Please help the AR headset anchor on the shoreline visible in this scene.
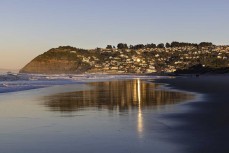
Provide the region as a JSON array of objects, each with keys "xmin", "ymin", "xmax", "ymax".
[
  {"xmin": 0, "ymin": 78, "xmax": 194, "ymax": 153},
  {"xmin": 0, "ymin": 75, "xmax": 227, "ymax": 152},
  {"xmin": 0, "ymin": 74, "xmax": 166, "ymax": 94},
  {"xmin": 155, "ymin": 76, "xmax": 229, "ymax": 153}
]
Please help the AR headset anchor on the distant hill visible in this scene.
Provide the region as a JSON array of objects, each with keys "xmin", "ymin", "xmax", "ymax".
[
  {"xmin": 20, "ymin": 46, "xmax": 93, "ymax": 74},
  {"xmin": 20, "ymin": 43, "xmax": 229, "ymax": 74}
]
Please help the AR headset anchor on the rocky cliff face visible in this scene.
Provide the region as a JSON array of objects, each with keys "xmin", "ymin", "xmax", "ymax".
[
  {"xmin": 20, "ymin": 60, "xmax": 85, "ymax": 74},
  {"xmin": 20, "ymin": 47, "xmax": 91, "ymax": 74}
]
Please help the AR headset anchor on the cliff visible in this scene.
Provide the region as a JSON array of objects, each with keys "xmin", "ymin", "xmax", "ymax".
[{"xmin": 20, "ymin": 47, "xmax": 92, "ymax": 74}]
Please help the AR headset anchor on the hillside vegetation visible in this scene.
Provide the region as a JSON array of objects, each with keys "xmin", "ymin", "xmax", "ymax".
[{"xmin": 20, "ymin": 42, "xmax": 229, "ymax": 74}]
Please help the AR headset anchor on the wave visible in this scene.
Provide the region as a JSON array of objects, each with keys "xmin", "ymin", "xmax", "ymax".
[{"xmin": 0, "ymin": 73, "xmax": 164, "ymax": 93}]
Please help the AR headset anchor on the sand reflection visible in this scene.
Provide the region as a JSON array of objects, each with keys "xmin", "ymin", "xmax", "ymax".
[
  {"xmin": 137, "ymin": 79, "xmax": 143, "ymax": 137},
  {"xmin": 42, "ymin": 79, "xmax": 193, "ymax": 112},
  {"xmin": 42, "ymin": 79, "xmax": 194, "ymax": 138}
]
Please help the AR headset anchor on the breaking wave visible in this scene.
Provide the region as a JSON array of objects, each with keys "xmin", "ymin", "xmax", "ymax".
[{"xmin": 0, "ymin": 72, "xmax": 164, "ymax": 93}]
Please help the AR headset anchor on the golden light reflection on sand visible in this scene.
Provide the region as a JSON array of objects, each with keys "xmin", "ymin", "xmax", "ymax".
[
  {"xmin": 137, "ymin": 79, "xmax": 144, "ymax": 137},
  {"xmin": 42, "ymin": 79, "xmax": 194, "ymax": 137}
]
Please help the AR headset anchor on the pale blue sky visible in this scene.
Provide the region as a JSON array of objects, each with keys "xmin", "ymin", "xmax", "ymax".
[{"xmin": 0, "ymin": 0, "xmax": 229, "ymax": 69}]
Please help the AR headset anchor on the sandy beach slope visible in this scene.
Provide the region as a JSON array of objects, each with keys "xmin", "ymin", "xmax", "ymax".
[{"xmin": 155, "ymin": 76, "xmax": 229, "ymax": 153}]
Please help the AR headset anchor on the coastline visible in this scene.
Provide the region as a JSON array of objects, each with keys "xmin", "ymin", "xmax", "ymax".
[
  {"xmin": 155, "ymin": 76, "xmax": 229, "ymax": 153},
  {"xmin": 0, "ymin": 74, "xmax": 166, "ymax": 94},
  {"xmin": 0, "ymin": 75, "xmax": 227, "ymax": 152},
  {"xmin": 0, "ymin": 76, "xmax": 197, "ymax": 153}
]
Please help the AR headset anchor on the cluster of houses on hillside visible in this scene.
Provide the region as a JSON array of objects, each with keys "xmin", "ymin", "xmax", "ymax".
[{"xmin": 71, "ymin": 45, "xmax": 229, "ymax": 73}]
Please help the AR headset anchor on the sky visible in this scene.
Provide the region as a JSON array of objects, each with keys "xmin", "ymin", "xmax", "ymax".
[{"xmin": 0, "ymin": 0, "xmax": 229, "ymax": 69}]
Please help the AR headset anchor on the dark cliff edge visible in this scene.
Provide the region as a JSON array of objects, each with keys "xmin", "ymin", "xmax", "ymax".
[{"xmin": 19, "ymin": 47, "xmax": 92, "ymax": 74}]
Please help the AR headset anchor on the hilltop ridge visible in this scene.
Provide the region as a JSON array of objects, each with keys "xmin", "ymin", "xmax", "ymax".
[{"xmin": 20, "ymin": 42, "xmax": 229, "ymax": 74}]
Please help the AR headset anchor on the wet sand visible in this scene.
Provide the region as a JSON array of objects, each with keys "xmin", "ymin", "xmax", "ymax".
[
  {"xmin": 155, "ymin": 76, "xmax": 229, "ymax": 153},
  {"xmin": 0, "ymin": 78, "xmax": 196, "ymax": 153}
]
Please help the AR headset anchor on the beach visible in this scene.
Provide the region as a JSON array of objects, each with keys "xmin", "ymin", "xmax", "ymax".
[
  {"xmin": 0, "ymin": 76, "xmax": 228, "ymax": 153},
  {"xmin": 155, "ymin": 75, "xmax": 229, "ymax": 153}
]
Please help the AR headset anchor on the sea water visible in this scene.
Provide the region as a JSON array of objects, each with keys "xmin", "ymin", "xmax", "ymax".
[{"xmin": 0, "ymin": 73, "xmax": 164, "ymax": 93}]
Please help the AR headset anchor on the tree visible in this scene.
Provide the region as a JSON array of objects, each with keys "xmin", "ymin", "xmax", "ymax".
[
  {"xmin": 145, "ymin": 43, "xmax": 157, "ymax": 48},
  {"xmin": 199, "ymin": 42, "xmax": 213, "ymax": 47},
  {"xmin": 117, "ymin": 43, "xmax": 128, "ymax": 49},
  {"xmin": 166, "ymin": 43, "xmax": 171, "ymax": 48},
  {"xmin": 170, "ymin": 41, "xmax": 199, "ymax": 48},
  {"xmin": 106, "ymin": 45, "xmax": 113, "ymax": 49},
  {"xmin": 157, "ymin": 43, "xmax": 165, "ymax": 48},
  {"xmin": 133, "ymin": 44, "xmax": 145, "ymax": 50},
  {"xmin": 150, "ymin": 43, "xmax": 157, "ymax": 48},
  {"xmin": 171, "ymin": 41, "xmax": 180, "ymax": 47}
]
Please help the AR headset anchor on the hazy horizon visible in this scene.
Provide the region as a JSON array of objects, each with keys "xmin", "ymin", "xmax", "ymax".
[{"xmin": 1, "ymin": 0, "xmax": 229, "ymax": 69}]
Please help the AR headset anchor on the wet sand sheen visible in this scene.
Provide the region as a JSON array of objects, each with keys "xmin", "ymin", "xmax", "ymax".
[
  {"xmin": 155, "ymin": 76, "xmax": 229, "ymax": 153},
  {"xmin": 42, "ymin": 79, "xmax": 194, "ymax": 112},
  {"xmin": 0, "ymin": 79, "xmax": 195, "ymax": 153}
]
